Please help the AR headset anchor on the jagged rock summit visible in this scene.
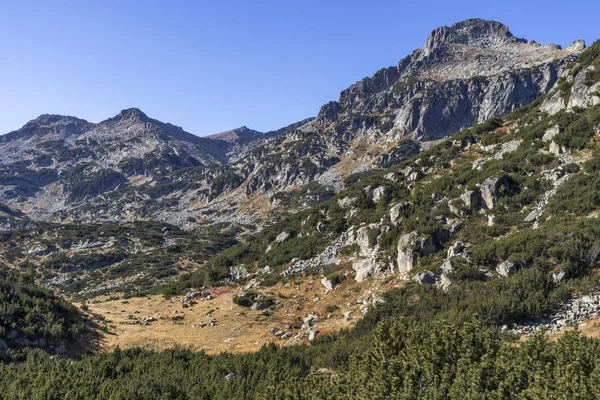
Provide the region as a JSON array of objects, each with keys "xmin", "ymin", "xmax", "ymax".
[{"xmin": 318, "ymin": 18, "xmax": 585, "ymax": 140}]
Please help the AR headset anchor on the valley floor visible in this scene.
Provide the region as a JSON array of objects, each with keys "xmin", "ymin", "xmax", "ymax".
[{"xmin": 87, "ymin": 273, "xmax": 398, "ymax": 354}]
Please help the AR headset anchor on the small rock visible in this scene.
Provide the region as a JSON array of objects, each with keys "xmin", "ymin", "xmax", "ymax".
[
  {"xmin": 275, "ymin": 232, "xmax": 291, "ymax": 243},
  {"xmin": 321, "ymin": 277, "xmax": 333, "ymax": 291}
]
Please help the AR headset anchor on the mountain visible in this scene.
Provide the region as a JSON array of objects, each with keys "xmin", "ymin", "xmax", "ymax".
[
  {"xmin": 207, "ymin": 126, "xmax": 265, "ymax": 142},
  {"xmin": 0, "ymin": 19, "xmax": 594, "ymax": 299},
  {"xmin": 2, "ymin": 29, "xmax": 600, "ymax": 400}
]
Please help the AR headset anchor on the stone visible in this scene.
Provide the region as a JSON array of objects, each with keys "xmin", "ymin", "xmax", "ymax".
[
  {"xmin": 552, "ymin": 270, "xmax": 568, "ymax": 284},
  {"xmin": 487, "ymin": 215, "xmax": 495, "ymax": 227},
  {"xmin": 496, "ymin": 260, "xmax": 516, "ymax": 277},
  {"xmin": 343, "ymin": 311, "xmax": 353, "ymax": 321},
  {"xmin": 250, "ymin": 299, "xmax": 274, "ymax": 310},
  {"xmin": 397, "ymin": 232, "xmax": 435, "ymax": 273},
  {"xmin": 549, "ymin": 141, "xmax": 562, "ymax": 155},
  {"xmin": 389, "ymin": 203, "xmax": 406, "ymax": 226},
  {"xmin": 437, "ymin": 274, "xmax": 452, "ymax": 291},
  {"xmin": 479, "ymin": 177, "xmax": 508, "ymax": 209},
  {"xmin": 308, "ymin": 330, "xmax": 320, "ymax": 342},
  {"xmin": 461, "ymin": 190, "xmax": 479, "ymax": 209},
  {"xmin": 447, "ymin": 242, "xmax": 464, "ymax": 258},
  {"xmin": 414, "ymin": 271, "xmax": 438, "ymax": 285},
  {"xmin": 384, "ymin": 172, "xmax": 399, "ymax": 181},
  {"xmin": 316, "ymin": 221, "xmax": 326, "ymax": 233},
  {"xmin": 524, "ymin": 210, "xmax": 538, "ymax": 223},
  {"xmin": 542, "ymin": 125, "xmax": 562, "ymax": 142},
  {"xmin": 302, "ymin": 314, "xmax": 319, "ymax": 329},
  {"xmin": 440, "ymin": 259, "xmax": 454, "ymax": 275},
  {"xmin": 408, "ymin": 171, "xmax": 422, "ymax": 182},
  {"xmin": 38, "ymin": 338, "xmax": 47, "ymax": 348},
  {"xmin": 0, "ymin": 339, "xmax": 7, "ymax": 351},
  {"xmin": 183, "ymin": 291, "xmax": 203, "ymax": 303},
  {"xmin": 372, "ymin": 186, "xmax": 389, "ymax": 203},
  {"xmin": 275, "ymin": 232, "xmax": 291, "ymax": 243},
  {"xmin": 321, "ymin": 277, "xmax": 333, "ymax": 291}
]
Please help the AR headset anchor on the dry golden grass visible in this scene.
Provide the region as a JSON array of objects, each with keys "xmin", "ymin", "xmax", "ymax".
[{"xmin": 87, "ymin": 273, "xmax": 401, "ymax": 355}]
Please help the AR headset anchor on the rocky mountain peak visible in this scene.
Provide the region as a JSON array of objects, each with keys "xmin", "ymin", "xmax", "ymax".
[
  {"xmin": 423, "ymin": 19, "xmax": 524, "ymax": 56},
  {"xmin": 207, "ymin": 126, "xmax": 264, "ymax": 142},
  {"xmin": 0, "ymin": 114, "xmax": 93, "ymax": 144},
  {"xmin": 106, "ymin": 108, "xmax": 150, "ymax": 125}
]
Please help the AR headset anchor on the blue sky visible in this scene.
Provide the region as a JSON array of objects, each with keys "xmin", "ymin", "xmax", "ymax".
[{"xmin": 0, "ymin": 0, "xmax": 598, "ymax": 136}]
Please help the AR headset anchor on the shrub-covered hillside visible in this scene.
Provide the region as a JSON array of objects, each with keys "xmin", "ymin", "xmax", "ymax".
[{"xmin": 0, "ymin": 266, "xmax": 83, "ymax": 353}]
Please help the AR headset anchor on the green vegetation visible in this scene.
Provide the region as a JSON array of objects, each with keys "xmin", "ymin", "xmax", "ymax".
[{"xmin": 0, "ymin": 266, "xmax": 83, "ymax": 342}]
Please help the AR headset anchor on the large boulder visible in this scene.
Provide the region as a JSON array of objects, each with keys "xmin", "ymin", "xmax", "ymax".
[
  {"xmin": 479, "ymin": 177, "xmax": 508, "ymax": 209},
  {"xmin": 414, "ymin": 271, "xmax": 438, "ymax": 285},
  {"xmin": 372, "ymin": 186, "xmax": 389, "ymax": 203},
  {"xmin": 496, "ymin": 260, "xmax": 516, "ymax": 277},
  {"xmin": 397, "ymin": 232, "xmax": 435, "ymax": 273},
  {"xmin": 389, "ymin": 203, "xmax": 406, "ymax": 226},
  {"xmin": 250, "ymin": 299, "xmax": 274, "ymax": 310},
  {"xmin": 354, "ymin": 257, "xmax": 386, "ymax": 282},
  {"xmin": 460, "ymin": 190, "xmax": 480, "ymax": 209},
  {"xmin": 275, "ymin": 232, "xmax": 291, "ymax": 243}
]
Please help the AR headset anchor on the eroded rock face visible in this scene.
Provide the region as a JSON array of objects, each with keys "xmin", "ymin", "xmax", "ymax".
[{"xmin": 322, "ymin": 19, "xmax": 582, "ymax": 142}]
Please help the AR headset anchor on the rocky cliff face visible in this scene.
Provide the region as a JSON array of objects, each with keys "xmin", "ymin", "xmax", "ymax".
[{"xmin": 317, "ymin": 18, "xmax": 584, "ymax": 140}]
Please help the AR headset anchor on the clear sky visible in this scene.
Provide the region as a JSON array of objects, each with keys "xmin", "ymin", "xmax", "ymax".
[{"xmin": 0, "ymin": 0, "xmax": 598, "ymax": 136}]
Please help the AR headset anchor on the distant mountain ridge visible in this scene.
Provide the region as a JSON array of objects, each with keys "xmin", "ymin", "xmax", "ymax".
[{"xmin": 0, "ymin": 19, "xmax": 589, "ymax": 233}]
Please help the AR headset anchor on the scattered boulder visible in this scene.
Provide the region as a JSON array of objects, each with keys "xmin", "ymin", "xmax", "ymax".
[
  {"xmin": 372, "ymin": 186, "xmax": 389, "ymax": 203},
  {"xmin": 183, "ymin": 291, "xmax": 203, "ymax": 303},
  {"xmin": 308, "ymin": 330, "xmax": 320, "ymax": 342},
  {"xmin": 302, "ymin": 314, "xmax": 319, "ymax": 329},
  {"xmin": 439, "ymin": 259, "xmax": 454, "ymax": 275},
  {"xmin": 275, "ymin": 232, "xmax": 291, "ymax": 243},
  {"xmin": 0, "ymin": 339, "xmax": 7, "ymax": 351},
  {"xmin": 496, "ymin": 260, "xmax": 516, "ymax": 277},
  {"xmin": 321, "ymin": 277, "xmax": 333, "ymax": 291},
  {"xmin": 414, "ymin": 271, "xmax": 438, "ymax": 285},
  {"xmin": 460, "ymin": 190, "xmax": 480, "ymax": 209},
  {"xmin": 408, "ymin": 171, "xmax": 422, "ymax": 182},
  {"xmin": 524, "ymin": 210, "xmax": 538, "ymax": 223},
  {"xmin": 552, "ymin": 270, "xmax": 568, "ymax": 284},
  {"xmin": 397, "ymin": 232, "xmax": 435, "ymax": 273},
  {"xmin": 389, "ymin": 203, "xmax": 406, "ymax": 226},
  {"xmin": 549, "ymin": 141, "xmax": 562, "ymax": 155},
  {"xmin": 316, "ymin": 221, "xmax": 326, "ymax": 233},
  {"xmin": 447, "ymin": 242, "xmax": 465, "ymax": 258},
  {"xmin": 437, "ymin": 274, "xmax": 452, "ymax": 291},
  {"xmin": 479, "ymin": 177, "xmax": 508, "ymax": 209},
  {"xmin": 542, "ymin": 125, "xmax": 562, "ymax": 142},
  {"xmin": 250, "ymin": 299, "xmax": 274, "ymax": 310}
]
